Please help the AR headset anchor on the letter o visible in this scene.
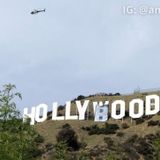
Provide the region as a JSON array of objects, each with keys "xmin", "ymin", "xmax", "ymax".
[
  {"xmin": 129, "ymin": 99, "xmax": 144, "ymax": 118},
  {"xmin": 35, "ymin": 104, "xmax": 48, "ymax": 123},
  {"xmin": 111, "ymin": 100, "xmax": 125, "ymax": 119}
]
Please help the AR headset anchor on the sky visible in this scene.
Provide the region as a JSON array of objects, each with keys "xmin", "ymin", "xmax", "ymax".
[{"xmin": 0, "ymin": 0, "xmax": 160, "ymax": 111}]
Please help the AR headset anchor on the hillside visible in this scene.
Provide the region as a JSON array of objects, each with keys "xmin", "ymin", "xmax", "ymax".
[{"xmin": 35, "ymin": 91, "xmax": 160, "ymax": 160}]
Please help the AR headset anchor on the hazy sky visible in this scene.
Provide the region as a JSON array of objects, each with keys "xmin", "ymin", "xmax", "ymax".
[{"xmin": 0, "ymin": 0, "xmax": 160, "ymax": 111}]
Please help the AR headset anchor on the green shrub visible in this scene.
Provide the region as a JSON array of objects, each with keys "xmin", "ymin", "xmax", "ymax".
[
  {"xmin": 104, "ymin": 123, "xmax": 119, "ymax": 134},
  {"xmin": 62, "ymin": 123, "xmax": 71, "ymax": 129},
  {"xmin": 77, "ymin": 95, "xmax": 85, "ymax": 100},
  {"xmin": 148, "ymin": 120, "xmax": 159, "ymax": 126},
  {"xmin": 55, "ymin": 141, "xmax": 67, "ymax": 160},
  {"xmin": 77, "ymin": 151, "xmax": 90, "ymax": 160},
  {"xmin": 154, "ymin": 138, "xmax": 160, "ymax": 160},
  {"xmin": 135, "ymin": 118, "xmax": 145, "ymax": 125},
  {"xmin": 57, "ymin": 125, "xmax": 80, "ymax": 151},
  {"xmin": 82, "ymin": 123, "xmax": 119, "ymax": 135},
  {"xmin": 34, "ymin": 134, "xmax": 44, "ymax": 143},
  {"xmin": 0, "ymin": 84, "xmax": 43, "ymax": 160}
]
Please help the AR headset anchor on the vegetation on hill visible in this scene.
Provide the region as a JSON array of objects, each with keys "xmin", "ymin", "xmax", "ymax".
[
  {"xmin": 56, "ymin": 123, "xmax": 80, "ymax": 151},
  {"xmin": 0, "ymin": 84, "xmax": 44, "ymax": 160},
  {"xmin": 1, "ymin": 84, "xmax": 160, "ymax": 160},
  {"xmin": 35, "ymin": 90, "xmax": 160, "ymax": 160},
  {"xmin": 81, "ymin": 123, "xmax": 119, "ymax": 135}
]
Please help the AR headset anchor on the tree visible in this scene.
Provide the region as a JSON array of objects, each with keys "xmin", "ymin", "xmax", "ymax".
[
  {"xmin": 55, "ymin": 141, "xmax": 67, "ymax": 160},
  {"xmin": 0, "ymin": 84, "xmax": 21, "ymax": 122},
  {"xmin": 154, "ymin": 138, "xmax": 160, "ymax": 160},
  {"xmin": 0, "ymin": 84, "xmax": 43, "ymax": 160},
  {"xmin": 77, "ymin": 95, "xmax": 85, "ymax": 100},
  {"xmin": 56, "ymin": 124, "xmax": 80, "ymax": 151}
]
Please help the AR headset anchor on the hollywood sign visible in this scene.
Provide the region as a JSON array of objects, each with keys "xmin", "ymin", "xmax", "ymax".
[{"xmin": 23, "ymin": 94, "xmax": 160, "ymax": 125}]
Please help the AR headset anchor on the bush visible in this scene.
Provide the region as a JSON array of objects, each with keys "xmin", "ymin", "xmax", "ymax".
[
  {"xmin": 121, "ymin": 123, "xmax": 129, "ymax": 129},
  {"xmin": 89, "ymin": 145, "xmax": 104, "ymax": 157},
  {"xmin": 104, "ymin": 137, "xmax": 114, "ymax": 146},
  {"xmin": 55, "ymin": 141, "xmax": 67, "ymax": 160},
  {"xmin": 82, "ymin": 123, "xmax": 119, "ymax": 135},
  {"xmin": 154, "ymin": 138, "xmax": 160, "ymax": 160},
  {"xmin": 27, "ymin": 147, "xmax": 43, "ymax": 158},
  {"xmin": 81, "ymin": 126, "xmax": 90, "ymax": 131},
  {"xmin": 114, "ymin": 93, "xmax": 121, "ymax": 96},
  {"xmin": 125, "ymin": 134, "xmax": 138, "ymax": 144},
  {"xmin": 123, "ymin": 134, "xmax": 157, "ymax": 160},
  {"xmin": 135, "ymin": 118, "xmax": 145, "ymax": 125},
  {"xmin": 135, "ymin": 137, "xmax": 154, "ymax": 158},
  {"xmin": 77, "ymin": 151, "xmax": 90, "ymax": 160},
  {"xmin": 143, "ymin": 115, "xmax": 153, "ymax": 120},
  {"xmin": 0, "ymin": 84, "xmax": 43, "ymax": 160},
  {"xmin": 45, "ymin": 143, "xmax": 54, "ymax": 152},
  {"xmin": 88, "ymin": 125, "xmax": 102, "ymax": 135},
  {"xmin": 34, "ymin": 134, "xmax": 44, "ymax": 143},
  {"xmin": 104, "ymin": 123, "xmax": 119, "ymax": 134},
  {"xmin": 77, "ymin": 95, "xmax": 85, "ymax": 100},
  {"xmin": 62, "ymin": 123, "xmax": 71, "ymax": 129},
  {"xmin": 57, "ymin": 125, "xmax": 80, "ymax": 151},
  {"xmin": 148, "ymin": 120, "xmax": 159, "ymax": 126}
]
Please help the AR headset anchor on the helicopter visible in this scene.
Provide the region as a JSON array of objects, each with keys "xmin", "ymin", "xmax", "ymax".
[{"xmin": 31, "ymin": 9, "xmax": 46, "ymax": 15}]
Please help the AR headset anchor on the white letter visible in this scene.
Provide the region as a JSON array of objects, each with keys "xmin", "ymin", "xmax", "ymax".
[
  {"xmin": 93, "ymin": 101, "xmax": 109, "ymax": 114},
  {"xmin": 94, "ymin": 105, "xmax": 108, "ymax": 122},
  {"xmin": 76, "ymin": 100, "xmax": 90, "ymax": 120},
  {"xmin": 65, "ymin": 101, "xmax": 78, "ymax": 120},
  {"xmin": 23, "ymin": 107, "xmax": 36, "ymax": 125},
  {"xmin": 52, "ymin": 102, "xmax": 65, "ymax": 120},
  {"xmin": 129, "ymin": 99, "xmax": 144, "ymax": 118},
  {"xmin": 111, "ymin": 100, "xmax": 125, "ymax": 119},
  {"xmin": 35, "ymin": 104, "xmax": 48, "ymax": 123},
  {"xmin": 146, "ymin": 95, "xmax": 160, "ymax": 115}
]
